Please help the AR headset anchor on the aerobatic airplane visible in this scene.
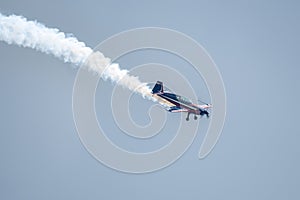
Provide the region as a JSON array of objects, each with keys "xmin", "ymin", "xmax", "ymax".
[{"xmin": 151, "ymin": 81, "xmax": 212, "ymax": 121}]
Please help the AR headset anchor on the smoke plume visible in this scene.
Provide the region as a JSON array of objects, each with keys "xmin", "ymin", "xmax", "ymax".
[{"xmin": 0, "ymin": 13, "xmax": 154, "ymax": 100}]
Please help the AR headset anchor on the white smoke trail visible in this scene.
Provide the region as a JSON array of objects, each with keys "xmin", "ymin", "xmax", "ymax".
[{"xmin": 0, "ymin": 13, "xmax": 154, "ymax": 100}]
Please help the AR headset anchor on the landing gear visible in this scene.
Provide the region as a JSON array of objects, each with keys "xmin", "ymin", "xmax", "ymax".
[
  {"xmin": 186, "ymin": 113, "xmax": 199, "ymax": 121},
  {"xmin": 186, "ymin": 113, "xmax": 190, "ymax": 121}
]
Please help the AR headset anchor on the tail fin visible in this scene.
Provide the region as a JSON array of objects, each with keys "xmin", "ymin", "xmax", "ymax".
[{"xmin": 152, "ymin": 81, "xmax": 164, "ymax": 94}]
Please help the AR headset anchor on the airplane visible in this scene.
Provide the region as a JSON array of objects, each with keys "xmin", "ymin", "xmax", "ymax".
[{"xmin": 151, "ymin": 81, "xmax": 212, "ymax": 121}]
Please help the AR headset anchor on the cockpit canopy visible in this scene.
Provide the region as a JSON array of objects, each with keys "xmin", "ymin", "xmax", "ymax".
[{"xmin": 176, "ymin": 95, "xmax": 192, "ymax": 104}]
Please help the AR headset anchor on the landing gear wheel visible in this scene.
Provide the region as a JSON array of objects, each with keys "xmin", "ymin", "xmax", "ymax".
[
  {"xmin": 186, "ymin": 113, "xmax": 190, "ymax": 121},
  {"xmin": 194, "ymin": 115, "xmax": 197, "ymax": 120}
]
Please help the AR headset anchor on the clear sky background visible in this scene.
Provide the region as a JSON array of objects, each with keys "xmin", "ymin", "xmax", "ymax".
[{"xmin": 0, "ymin": 0, "xmax": 299, "ymax": 199}]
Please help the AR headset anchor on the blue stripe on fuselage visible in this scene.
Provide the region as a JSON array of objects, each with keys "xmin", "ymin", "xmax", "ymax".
[{"xmin": 158, "ymin": 93, "xmax": 197, "ymax": 111}]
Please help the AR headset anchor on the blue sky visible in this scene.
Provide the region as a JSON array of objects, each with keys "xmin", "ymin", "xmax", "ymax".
[{"xmin": 0, "ymin": 1, "xmax": 300, "ymax": 199}]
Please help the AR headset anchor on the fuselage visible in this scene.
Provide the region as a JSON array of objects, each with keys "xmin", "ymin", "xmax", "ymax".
[{"xmin": 157, "ymin": 92, "xmax": 201, "ymax": 115}]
